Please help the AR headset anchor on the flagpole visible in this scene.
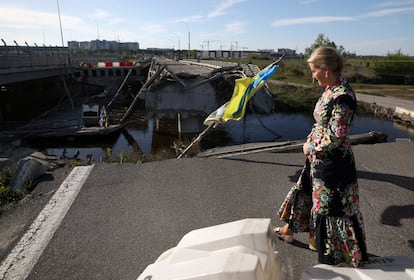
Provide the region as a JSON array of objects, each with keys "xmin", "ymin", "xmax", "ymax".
[
  {"xmin": 177, "ymin": 55, "xmax": 284, "ymax": 159},
  {"xmin": 177, "ymin": 122, "xmax": 215, "ymax": 159}
]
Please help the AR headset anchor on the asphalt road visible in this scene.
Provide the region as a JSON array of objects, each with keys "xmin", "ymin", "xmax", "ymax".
[
  {"xmin": 1, "ymin": 141, "xmax": 412, "ymax": 280},
  {"xmin": 356, "ymin": 93, "xmax": 414, "ymax": 111}
]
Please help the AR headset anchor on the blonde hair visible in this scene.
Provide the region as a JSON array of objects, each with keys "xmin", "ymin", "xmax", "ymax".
[{"xmin": 307, "ymin": 46, "xmax": 343, "ymax": 75}]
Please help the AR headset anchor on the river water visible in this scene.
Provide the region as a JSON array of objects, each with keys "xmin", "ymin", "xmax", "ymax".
[{"xmin": 40, "ymin": 111, "xmax": 414, "ymax": 163}]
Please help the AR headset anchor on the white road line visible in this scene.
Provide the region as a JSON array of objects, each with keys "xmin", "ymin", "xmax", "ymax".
[{"xmin": 0, "ymin": 165, "xmax": 94, "ymax": 280}]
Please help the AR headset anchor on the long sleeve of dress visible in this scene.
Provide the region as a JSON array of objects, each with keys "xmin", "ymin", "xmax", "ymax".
[{"xmin": 307, "ymin": 85, "xmax": 357, "ymax": 158}]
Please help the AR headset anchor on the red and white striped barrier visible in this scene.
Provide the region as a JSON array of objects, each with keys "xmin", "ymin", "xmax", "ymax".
[{"xmin": 96, "ymin": 61, "xmax": 134, "ymax": 68}]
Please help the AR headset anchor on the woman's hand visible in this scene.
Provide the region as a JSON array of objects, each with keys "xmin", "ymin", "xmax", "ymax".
[
  {"xmin": 303, "ymin": 142, "xmax": 309, "ymax": 156},
  {"xmin": 303, "ymin": 142, "xmax": 312, "ymax": 160}
]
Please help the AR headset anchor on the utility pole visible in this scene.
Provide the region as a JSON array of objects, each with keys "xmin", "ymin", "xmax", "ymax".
[
  {"xmin": 203, "ymin": 40, "xmax": 210, "ymax": 58},
  {"xmin": 203, "ymin": 40, "xmax": 219, "ymax": 58},
  {"xmin": 188, "ymin": 30, "xmax": 190, "ymax": 58},
  {"xmin": 219, "ymin": 44, "xmax": 225, "ymax": 58},
  {"xmin": 231, "ymin": 41, "xmax": 239, "ymax": 59},
  {"xmin": 57, "ymin": 0, "xmax": 64, "ymax": 47},
  {"xmin": 240, "ymin": 46, "xmax": 248, "ymax": 62},
  {"xmin": 180, "ymin": 22, "xmax": 191, "ymax": 59}
]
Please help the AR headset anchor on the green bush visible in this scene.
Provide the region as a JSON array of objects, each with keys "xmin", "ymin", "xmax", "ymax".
[
  {"xmin": 268, "ymin": 83, "xmax": 320, "ymax": 113},
  {"xmin": 0, "ymin": 167, "xmax": 24, "ymax": 213},
  {"xmin": 374, "ymin": 51, "xmax": 414, "ymax": 84}
]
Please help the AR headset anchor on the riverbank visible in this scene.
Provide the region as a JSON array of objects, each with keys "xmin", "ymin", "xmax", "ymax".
[{"xmin": 268, "ymin": 80, "xmax": 414, "ymax": 126}]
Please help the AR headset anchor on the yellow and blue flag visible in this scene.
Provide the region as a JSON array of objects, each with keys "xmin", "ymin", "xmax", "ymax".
[{"xmin": 204, "ymin": 59, "xmax": 280, "ymax": 126}]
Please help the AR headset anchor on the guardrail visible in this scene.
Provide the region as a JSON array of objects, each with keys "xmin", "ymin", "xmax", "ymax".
[
  {"xmin": 0, "ymin": 46, "xmax": 121, "ymax": 72},
  {"xmin": 0, "ymin": 56, "xmax": 68, "ymax": 72}
]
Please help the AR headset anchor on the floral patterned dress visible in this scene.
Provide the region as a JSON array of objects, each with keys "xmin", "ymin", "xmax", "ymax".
[{"xmin": 277, "ymin": 78, "xmax": 368, "ymax": 267}]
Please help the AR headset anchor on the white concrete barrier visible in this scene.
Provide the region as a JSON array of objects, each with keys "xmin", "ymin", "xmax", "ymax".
[
  {"xmin": 301, "ymin": 256, "xmax": 414, "ymax": 280},
  {"xmin": 137, "ymin": 218, "xmax": 282, "ymax": 280},
  {"xmin": 396, "ymin": 106, "xmax": 414, "ymax": 118}
]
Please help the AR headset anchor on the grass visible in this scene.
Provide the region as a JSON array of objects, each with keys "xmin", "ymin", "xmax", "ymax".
[
  {"xmin": 267, "ymin": 82, "xmax": 320, "ymax": 113},
  {"xmin": 0, "ymin": 165, "xmax": 25, "ymax": 215}
]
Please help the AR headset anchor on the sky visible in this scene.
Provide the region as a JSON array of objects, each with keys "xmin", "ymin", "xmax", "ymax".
[{"xmin": 1, "ymin": 0, "xmax": 414, "ymax": 56}]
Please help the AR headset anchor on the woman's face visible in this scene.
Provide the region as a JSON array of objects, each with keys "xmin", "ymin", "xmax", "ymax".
[{"xmin": 309, "ymin": 63, "xmax": 328, "ymax": 87}]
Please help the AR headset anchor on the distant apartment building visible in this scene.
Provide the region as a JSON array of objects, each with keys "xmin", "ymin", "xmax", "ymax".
[
  {"xmin": 68, "ymin": 40, "xmax": 139, "ymax": 51},
  {"xmin": 257, "ymin": 48, "xmax": 297, "ymax": 57},
  {"xmin": 276, "ymin": 48, "xmax": 297, "ymax": 57}
]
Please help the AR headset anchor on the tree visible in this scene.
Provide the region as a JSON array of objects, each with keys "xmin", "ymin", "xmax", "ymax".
[{"xmin": 305, "ymin": 34, "xmax": 345, "ymax": 57}]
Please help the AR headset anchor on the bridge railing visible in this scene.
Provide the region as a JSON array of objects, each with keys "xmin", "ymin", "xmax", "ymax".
[
  {"xmin": 0, "ymin": 56, "xmax": 122, "ymax": 76},
  {"xmin": 0, "ymin": 45, "xmax": 122, "ymax": 74},
  {"xmin": 0, "ymin": 56, "xmax": 68, "ymax": 72}
]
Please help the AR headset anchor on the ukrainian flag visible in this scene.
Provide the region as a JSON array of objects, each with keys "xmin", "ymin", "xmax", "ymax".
[{"xmin": 204, "ymin": 59, "xmax": 280, "ymax": 126}]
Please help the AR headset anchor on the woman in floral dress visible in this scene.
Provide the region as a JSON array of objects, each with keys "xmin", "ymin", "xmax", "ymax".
[{"xmin": 275, "ymin": 46, "xmax": 368, "ymax": 267}]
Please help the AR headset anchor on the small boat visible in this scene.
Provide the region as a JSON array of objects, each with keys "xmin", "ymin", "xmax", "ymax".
[{"xmin": 1, "ymin": 91, "xmax": 125, "ymax": 141}]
